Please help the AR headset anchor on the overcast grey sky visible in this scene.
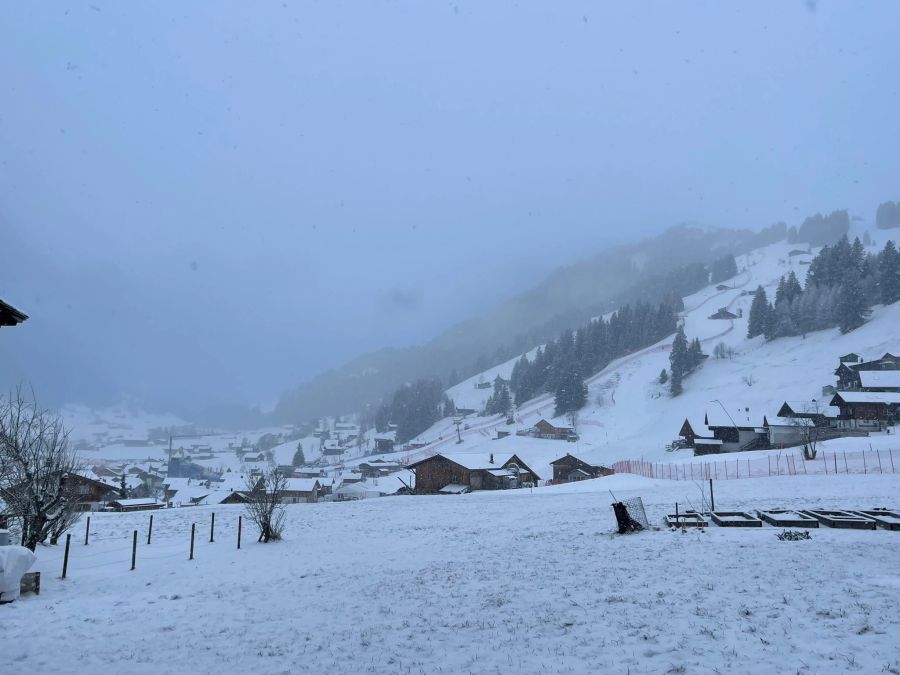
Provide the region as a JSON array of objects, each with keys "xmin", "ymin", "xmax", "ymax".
[{"xmin": 2, "ymin": 1, "xmax": 899, "ymax": 413}]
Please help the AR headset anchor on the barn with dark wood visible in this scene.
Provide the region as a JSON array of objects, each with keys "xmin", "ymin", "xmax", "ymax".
[
  {"xmin": 835, "ymin": 353, "xmax": 900, "ymax": 389},
  {"xmin": 359, "ymin": 460, "xmax": 403, "ymax": 478},
  {"xmin": 0, "ymin": 299, "xmax": 28, "ymax": 327},
  {"xmin": 408, "ymin": 452, "xmax": 540, "ymax": 494},
  {"xmin": 708, "ymin": 307, "xmax": 739, "ymax": 320},
  {"xmin": 531, "ymin": 419, "xmax": 576, "ymax": 441},
  {"xmin": 550, "ymin": 454, "xmax": 613, "ymax": 483},
  {"xmin": 829, "ymin": 391, "xmax": 900, "ymax": 428},
  {"xmin": 69, "ymin": 473, "xmax": 120, "ymax": 511}
]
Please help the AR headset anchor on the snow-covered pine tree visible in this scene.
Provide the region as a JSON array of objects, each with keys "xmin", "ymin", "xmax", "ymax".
[
  {"xmin": 747, "ymin": 286, "xmax": 769, "ymax": 338},
  {"xmin": 784, "ymin": 271, "xmax": 803, "ymax": 303},
  {"xmin": 880, "ymin": 240, "xmax": 900, "ymax": 305},
  {"xmin": 292, "ymin": 443, "xmax": 305, "ymax": 467},
  {"xmin": 668, "ymin": 324, "xmax": 688, "ymax": 397},
  {"xmin": 554, "ymin": 365, "xmax": 587, "ymax": 416},
  {"xmin": 835, "ymin": 272, "xmax": 870, "ymax": 334}
]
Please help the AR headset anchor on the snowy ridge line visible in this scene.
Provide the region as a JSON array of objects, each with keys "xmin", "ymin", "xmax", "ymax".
[{"xmin": 613, "ymin": 447, "xmax": 899, "ymax": 481}]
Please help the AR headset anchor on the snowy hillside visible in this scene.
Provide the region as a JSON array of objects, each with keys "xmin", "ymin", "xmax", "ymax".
[{"xmin": 387, "ymin": 233, "xmax": 899, "ymax": 479}]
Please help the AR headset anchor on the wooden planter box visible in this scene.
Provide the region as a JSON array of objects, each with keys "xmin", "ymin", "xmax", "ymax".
[
  {"xmin": 802, "ymin": 510, "xmax": 876, "ymax": 530},
  {"xmin": 850, "ymin": 510, "xmax": 900, "ymax": 531},
  {"xmin": 757, "ymin": 510, "xmax": 819, "ymax": 528},
  {"xmin": 666, "ymin": 513, "xmax": 708, "ymax": 528},
  {"xmin": 711, "ymin": 511, "xmax": 762, "ymax": 528}
]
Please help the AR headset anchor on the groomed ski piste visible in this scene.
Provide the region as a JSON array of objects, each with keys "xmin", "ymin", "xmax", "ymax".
[{"xmin": 9, "ymin": 229, "xmax": 900, "ymax": 674}]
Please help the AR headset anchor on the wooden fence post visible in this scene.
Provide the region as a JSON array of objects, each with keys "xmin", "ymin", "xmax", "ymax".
[
  {"xmin": 190, "ymin": 523, "xmax": 196, "ymax": 560},
  {"xmin": 84, "ymin": 516, "xmax": 90, "ymax": 546},
  {"xmin": 131, "ymin": 530, "xmax": 137, "ymax": 571},
  {"xmin": 877, "ymin": 450, "xmax": 883, "ymax": 474},
  {"xmin": 890, "ymin": 449, "xmax": 895, "ymax": 473},
  {"xmin": 237, "ymin": 515, "xmax": 242, "ymax": 550},
  {"xmin": 863, "ymin": 451, "xmax": 867, "ymax": 474},
  {"xmin": 210, "ymin": 512, "xmax": 215, "ymax": 543},
  {"xmin": 61, "ymin": 534, "xmax": 71, "ymax": 579},
  {"xmin": 843, "ymin": 451, "xmax": 849, "ymax": 473},
  {"xmin": 147, "ymin": 514, "xmax": 153, "ymax": 545}
]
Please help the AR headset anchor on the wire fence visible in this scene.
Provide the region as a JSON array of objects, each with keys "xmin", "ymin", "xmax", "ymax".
[
  {"xmin": 26, "ymin": 509, "xmax": 252, "ymax": 581},
  {"xmin": 612, "ymin": 447, "xmax": 898, "ymax": 481}
]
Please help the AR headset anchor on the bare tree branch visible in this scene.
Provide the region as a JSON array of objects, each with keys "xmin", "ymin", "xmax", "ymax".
[{"xmin": 0, "ymin": 387, "xmax": 83, "ymax": 550}]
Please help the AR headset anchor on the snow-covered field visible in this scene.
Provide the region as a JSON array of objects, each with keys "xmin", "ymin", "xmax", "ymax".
[{"xmin": 7, "ymin": 473, "xmax": 900, "ymax": 674}]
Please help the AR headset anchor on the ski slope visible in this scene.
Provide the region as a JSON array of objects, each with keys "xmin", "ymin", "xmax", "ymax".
[{"xmin": 395, "ymin": 236, "xmax": 899, "ymax": 478}]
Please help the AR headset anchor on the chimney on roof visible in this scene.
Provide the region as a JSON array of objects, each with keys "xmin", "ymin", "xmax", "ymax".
[{"xmin": 489, "ymin": 453, "xmax": 494, "ymax": 464}]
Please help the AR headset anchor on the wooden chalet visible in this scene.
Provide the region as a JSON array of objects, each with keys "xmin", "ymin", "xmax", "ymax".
[
  {"xmin": 776, "ymin": 401, "xmax": 840, "ymax": 428},
  {"xmin": 321, "ymin": 440, "xmax": 344, "ymax": 456},
  {"xmin": 359, "ymin": 460, "xmax": 403, "ymax": 478},
  {"xmin": 839, "ymin": 353, "xmax": 862, "ymax": 364},
  {"xmin": 695, "ymin": 407, "xmax": 768, "ymax": 454},
  {"xmin": 550, "ymin": 454, "xmax": 613, "ymax": 483},
  {"xmin": 835, "ymin": 353, "xmax": 900, "ymax": 389},
  {"xmin": 68, "ymin": 473, "xmax": 120, "ymax": 511},
  {"xmin": 408, "ymin": 452, "xmax": 540, "ymax": 494},
  {"xmin": 219, "ymin": 491, "xmax": 251, "ymax": 505},
  {"xmin": 708, "ymin": 307, "xmax": 739, "ymax": 320},
  {"xmin": 373, "ymin": 436, "xmax": 395, "ymax": 453},
  {"xmin": 531, "ymin": 419, "xmax": 577, "ymax": 441},
  {"xmin": 0, "ymin": 298, "xmax": 28, "ymax": 327},
  {"xmin": 829, "ymin": 391, "xmax": 900, "ymax": 428},
  {"xmin": 281, "ymin": 478, "xmax": 321, "ymax": 504},
  {"xmin": 678, "ymin": 418, "xmax": 710, "ymax": 449}
]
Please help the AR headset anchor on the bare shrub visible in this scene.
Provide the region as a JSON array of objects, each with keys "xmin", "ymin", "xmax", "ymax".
[{"xmin": 244, "ymin": 468, "xmax": 288, "ymax": 543}]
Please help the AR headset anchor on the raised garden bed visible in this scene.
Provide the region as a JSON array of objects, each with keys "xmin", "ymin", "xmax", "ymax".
[
  {"xmin": 710, "ymin": 511, "xmax": 762, "ymax": 528},
  {"xmin": 801, "ymin": 510, "xmax": 876, "ymax": 530},
  {"xmin": 665, "ymin": 512, "xmax": 708, "ymax": 528},
  {"xmin": 850, "ymin": 509, "xmax": 900, "ymax": 531},
  {"xmin": 757, "ymin": 510, "xmax": 819, "ymax": 528}
]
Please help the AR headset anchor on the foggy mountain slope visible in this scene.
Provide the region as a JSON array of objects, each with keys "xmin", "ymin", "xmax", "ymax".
[
  {"xmin": 271, "ymin": 222, "xmax": 783, "ymax": 424},
  {"xmin": 380, "ymin": 227, "xmax": 899, "ymax": 478}
]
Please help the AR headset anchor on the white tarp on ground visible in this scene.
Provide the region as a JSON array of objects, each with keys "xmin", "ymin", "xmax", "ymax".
[{"xmin": 0, "ymin": 545, "xmax": 36, "ymax": 602}]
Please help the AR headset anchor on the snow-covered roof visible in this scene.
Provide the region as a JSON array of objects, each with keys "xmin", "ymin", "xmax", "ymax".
[
  {"xmin": 110, "ymin": 498, "xmax": 161, "ymax": 507},
  {"xmin": 438, "ymin": 483, "xmax": 470, "ymax": 494},
  {"xmin": 437, "ymin": 452, "xmax": 515, "ymax": 471},
  {"xmin": 283, "ymin": 478, "xmax": 320, "ymax": 493},
  {"xmin": 694, "ymin": 438, "xmax": 724, "ymax": 446},
  {"xmin": 858, "ymin": 371, "xmax": 900, "ymax": 389},
  {"xmin": 833, "ymin": 391, "xmax": 900, "ymax": 404},
  {"xmin": 704, "ymin": 406, "xmax": 763, "ymax": 429},
  {"xmin": 765, "ymin": 416, "xmax": 814, "ymax": 428}
]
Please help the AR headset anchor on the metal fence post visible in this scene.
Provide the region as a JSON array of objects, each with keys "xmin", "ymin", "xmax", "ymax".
[{"xmin": 61, "ymin": 534, "xmax": 71, "ymax": 579}]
